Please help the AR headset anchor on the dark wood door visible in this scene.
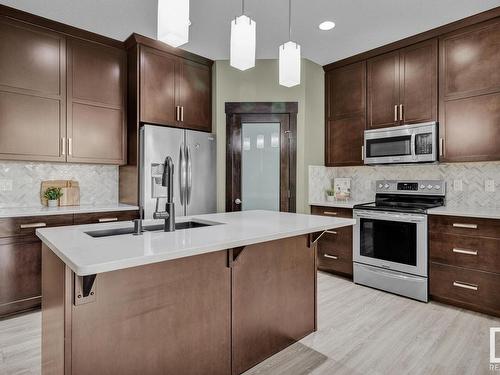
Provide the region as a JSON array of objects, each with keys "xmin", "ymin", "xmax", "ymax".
[
  {"xmin": 367, "ymin": 51, "xmax": 400, "ymax": 129},
  {"xmin": 399, "ymin": 39, "xmax": 438, "ymax": 124},
  {"xmin": 139, "ymin": 45, "xmax": 178, "ymax": 126},
  {"xmin": 325, "ymin": 62, "xmax": 366, "ymax": 166},
  {"xmin": 231, "ymin": 236, "xmax": 316, "ymax": 374},
  {"xmin": 0, "ymin": 17, "xmax": 66, "ymax": 162},
  {"xmin": 66, "ymin": 38, "xmax": 126, "ymax": 164},
  {"xmin": 439, "ymin": 18, "xmax": 500, "ymax": 162},
  {"xmin": 178, "ymin": 59, "xmax": 212, "ymax": 132}
]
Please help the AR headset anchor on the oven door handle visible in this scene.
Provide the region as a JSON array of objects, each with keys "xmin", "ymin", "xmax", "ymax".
[
  {"xmin": 411, "ymin": 133, "xmax": 416, "ymax": 158},
  {"xmin": 355, "ymin": 211, "xmax": 426, "ymax": 223}
]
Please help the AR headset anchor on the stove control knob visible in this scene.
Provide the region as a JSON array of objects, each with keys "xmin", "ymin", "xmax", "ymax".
[
  {"xmin": 435, "ymin": 185, "xmax": 441, "ymax": 190},
  {"xmin": 384, "ymin": 184, "xmax": 390, "ymax": 189},
  {"xmin": 420, "ymin": 184, "xmax": 426, "ymax": 189},
  {"xmin": 427, "ymin": 184, "xmax": 433, "ymax": 189},
  {"xmin": 378, "ymin": 184, "xmax": 383, "ymax": 188}
]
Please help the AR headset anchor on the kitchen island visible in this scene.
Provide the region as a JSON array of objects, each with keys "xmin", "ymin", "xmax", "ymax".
[{"xmin": 37, "ymin": 210, "xmax": 355, "ymax": 375}]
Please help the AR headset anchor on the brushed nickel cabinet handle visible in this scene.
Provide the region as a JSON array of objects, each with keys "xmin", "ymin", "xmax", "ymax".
[
  {"xmin": 176, "ymin": 106, "xmax": 180, "ymax": 121},
  {"xmin": 326, "ymin": 230, "xmax": 338, "ymax": 235},
  {"xmin": 98, "ymin": 218, "xmax": 118, "ymax": 223},
  {"xmin": 439, "ymin": 138, "xmax": 444, "ymax": 157},
  {"xmin": 20, "ymin": 222, "xmax": 47, "ymax": 229},
  {"xmin": 453, "ymin": 281, "xmax": 478, "ymax": 291},
  {"xmin": 68, "ymin": 138, "xmax": 73, "ymax": 156},
  {"xmin": 323, "ymin": 211, "xmax": 338, "ymax": 216},
  {"xmin": 61, "ymin": 137, "xmax": 66, "ymax": 156},
  {"xmin": 399, "ymin": 104, "xmax": 403, "ymax": 121},
  {"xmin": 453, "ymin": 248, "xmax": 478, "ymax": 256},
  {"xmin": 394, "ymin": 105, "xmax": 398, "ymax": 122},
  {"xmin": 180, "ymin": 106, "xmax": 184, "ymax": 122},
  {"xmin": 324, "ymin": 254, "xmax": 338, "ymax": 260},
  {"xmin": 453, "ymin": 223, "xmax": 478, "ymax": 229},
  {"xmin": 361, "ymin": 145, "xmax": 364, "ymax": 161}
]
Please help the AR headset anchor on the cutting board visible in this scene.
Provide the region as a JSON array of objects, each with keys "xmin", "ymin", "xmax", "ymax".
[{"xmin": 40, "ymin": 180, "xmax": 80, "ymax": 206}]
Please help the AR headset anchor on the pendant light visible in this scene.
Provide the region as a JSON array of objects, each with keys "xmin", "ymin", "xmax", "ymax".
[
  {"xmin": 279, "ymin": 0, "xmax": 301, "ymax": 87},
  {"xmin": 157, "ymin": 0, "xmax": 190, "ymax": 47},
  {"xmin": 230, "ymin": 0, "xmax": 256, "ymax": 71}
]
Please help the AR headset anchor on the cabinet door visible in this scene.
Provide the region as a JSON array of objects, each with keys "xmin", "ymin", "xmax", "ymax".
[
  {"xmin": 0, "ymin": 18, "xmax": 66, "ymax": 162},
  {"xmin": 325, "ymin": 62, "xmax": 366, "ymax": 166},
  {"xmin": 66, "ymin": 38, "xmax": 126, "ymax": 164},
  {"xmin": 178, "ymin": 59, "xmax": 212, "ymax": 132},
  {"xmin": 367, "ymin": 51, "xmax": 400, "ymax": 129},
  {"xmin": 400, "ymin": 39, "xmax": 438, "ymax": 124},
  {"xmin": 439, "ymin": 19, "xmax": 500, "ymax": 162},
  {"xmin": 232, "ymin": 236, "xmax": 315, "ymax": 374},
  {"xmin": 139, "ymin": 45, "xmax": 178, "ymax": 126}
]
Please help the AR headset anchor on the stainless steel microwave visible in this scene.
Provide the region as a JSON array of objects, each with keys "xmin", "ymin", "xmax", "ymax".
[{"xmin": 364, "ymin": 122, "xmax": 438, "ymax": 165}]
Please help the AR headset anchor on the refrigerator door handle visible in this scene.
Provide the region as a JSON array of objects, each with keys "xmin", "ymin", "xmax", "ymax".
[
  {"xmin": 186, "ymin": 144, "xmax": 192, "ymax": 205},
  {"xmin": 179, "ymin": 143, "xmax": 186, "ymax": 205}
]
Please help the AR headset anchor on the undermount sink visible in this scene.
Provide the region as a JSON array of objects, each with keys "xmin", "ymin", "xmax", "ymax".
[{"xmin": 85, "ymin": 220, "xmax": 218, "ymax": 238}]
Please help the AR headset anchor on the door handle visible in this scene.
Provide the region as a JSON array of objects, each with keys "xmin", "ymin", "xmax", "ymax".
[
  {"xmin": 235, "ymin": 198, "xmax": 242, "ymax": 205},
  {"xmin": 394, "ymin": 105, "xmax": 398, "ymax": 122},
  {"xmin": 68, "ymin": 138, "xmax": 73, "ymax": 156},
  {"xmin": 323, "ymin": 254, "xmax": 338, "ymax": 260},
  {"xmin": 439, "ymin": 138, "xmax": 444, "ymax": 157},
  {"xmin": 361, "ymin": 145, "xmax": 364, "ymax": 161},
  {"xmin": 176, "ymin": 106, "xmax": 180, "ymax": 122},
  {"xmin": 20, "ymin": 222, "xmax": 47, "ymax": 229},
  {"xmin": 61, "ymin": 137, "xmax": 66, "ymax": 156},
  {"xmin": 452, "ymin": 223, "xmax": 477, "ymax": 229},
  {"xmin": 186, "ymin": 144, "xmax": 192, "ymax": 204},
  {"xmin": 180, "ymin": 106, "xmax": 184, "ymax": 122},
  {"xmin": 399, "ymin": 104, "xmax": 403, "ymax": 121},
  {"xmin": 453, "ymin": 281, "xmax": 478, "ymax": 291},
  {"xmin": 453, "ymin": 248, "xmax": 478, "ymax": 256},
  {"xmin": 179, "ymin": 143, "xmax": 186, "ymax": 205},
  {"xmin": 98, "ymin": 218, "xmax": 118, "ymax": 223}
]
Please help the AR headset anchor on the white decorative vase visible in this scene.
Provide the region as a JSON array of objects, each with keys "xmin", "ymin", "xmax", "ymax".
[
  {"xmin": 326, "ymin": 195, "xmax": 336, "ymax": 202},
  {"xmin": 47, "ymin": 199, "xmax": 58, "ymax": 207}
]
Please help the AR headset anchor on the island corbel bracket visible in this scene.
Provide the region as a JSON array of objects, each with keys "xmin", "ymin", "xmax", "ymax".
[
  {"xmin": 74, "ymin": 274, "xmax": 97, "ymax": 305},
  {"xmin": 227, "ymin": 246, "xmax": 246, "ymax": 268}
]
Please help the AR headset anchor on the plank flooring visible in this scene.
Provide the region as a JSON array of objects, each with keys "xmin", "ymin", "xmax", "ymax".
[{"xmin": 1, "ymin": 272, "xmax": 499, "ymax": 374}]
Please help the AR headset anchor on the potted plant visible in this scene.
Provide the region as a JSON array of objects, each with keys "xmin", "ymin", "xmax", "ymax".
[
  {"xmin": 44, "ymin": 187, "xmax": 63, "ymax": 207},
  {"xmin": 325, "ymin": 189, "xmax": 336, "ymax": 202}
]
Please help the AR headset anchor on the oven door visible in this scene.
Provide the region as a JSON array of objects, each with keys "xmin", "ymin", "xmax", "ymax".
[{"xmin": 353, "ymin": 210, "xmax": 428, "ymax": 277}]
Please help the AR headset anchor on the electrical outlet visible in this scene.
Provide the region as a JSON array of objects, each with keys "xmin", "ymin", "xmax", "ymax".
[
  {"xmin": 485, "ymin": 180, "xmax": 495, "ymax": 192},
  {"xmin": 453, "ymin": 179, "xmax": 463, "ymax": 192},
  {"xmin": 0, "ymin": 179, "xmax": 13, "ymax": 191}
]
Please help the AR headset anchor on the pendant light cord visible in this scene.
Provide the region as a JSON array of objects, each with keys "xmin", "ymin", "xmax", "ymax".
[
  {"xmin": 288, "ymin": 0, "xmax": 291, "ymax": 41},
  {"xmin": 242, "ymin": 0, "xmax": 245, "ymax": 14}
]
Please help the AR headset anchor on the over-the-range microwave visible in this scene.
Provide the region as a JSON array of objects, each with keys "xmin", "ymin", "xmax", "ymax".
[{"xmin": 363, "ymin": 122, "xmax": 438, "ymax": 165}]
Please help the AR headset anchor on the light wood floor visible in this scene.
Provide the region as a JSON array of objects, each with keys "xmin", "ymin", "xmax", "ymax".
[{"xmin": 1, "ymin": 272, "xmax": 499, "ymax": 374}]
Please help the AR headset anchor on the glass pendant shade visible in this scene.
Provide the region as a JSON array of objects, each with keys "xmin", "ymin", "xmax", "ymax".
[
  {"xmin": 279, "ymin": 41, "xmax": 301, "ymax": 87},
  {"xmin": 230, "ymin": 15, "xmax": 256, "ymax": 71},
  {"xmin": 157, "ymin": 0, "xmax": 190, "ymax": 47}
]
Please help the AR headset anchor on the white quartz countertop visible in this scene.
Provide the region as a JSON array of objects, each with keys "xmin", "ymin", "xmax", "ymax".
[
  {"xmin": 428, "ymin": 206, "xmax": 500, "ymax": 220},
  {"xmin": 309, "ymin": 200, "xmax": 371, "ymax": 209},
  {"xmin": 36, "ymin": 210, "xmax": 356, "ymax": 276},
  {"xmin": 0, "ymin": 204, "xmax": 139, "ymax": 218}
]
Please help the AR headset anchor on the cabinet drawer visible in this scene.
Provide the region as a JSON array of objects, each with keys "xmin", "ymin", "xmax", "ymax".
[
  {"xmin": 429, "ymin": 215, "xmax": 500, "ymax": 239},
  {"xmin": 0, "ymin": 215, "xmax": 73, "ymax": 238},
  {"xmin": 311, "ymin": 206, "xmax": 353, "ymax": 219},
  {"xmin": 430, "ymin": 232, "xmax": 500, "ymax": 273},
  {"xmin": 430, "ymin": 262, "xmax": 500, "ymax": 316},
  {"xmin": 317, "ymin": 227, "xmax": 353, "ymax": 276},
  {"xmin": 73, "ymin": 210, "xmax": 139, "ymax": 225}
]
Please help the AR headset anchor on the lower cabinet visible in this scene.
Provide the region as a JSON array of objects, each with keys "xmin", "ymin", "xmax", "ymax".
[
  {"xmin": 310, "ymin": 206, "xmax": 353, "ymax": 277},
  {"xmin": 429, "ymin": 214, "xmax": 500, "ymax": 317},
  {"xmin": 73, "ymin": 210, "xmax": 139, "ymax": 225}
]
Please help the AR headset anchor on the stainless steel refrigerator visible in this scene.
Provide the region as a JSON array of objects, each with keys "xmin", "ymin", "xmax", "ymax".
[{"xmin": 140, "ymin": 124, "xmax": 216, "ymax": 219}]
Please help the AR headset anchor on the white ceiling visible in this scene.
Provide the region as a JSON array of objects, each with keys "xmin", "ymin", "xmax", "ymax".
[{"xmin": 1, "ymin": 0, "xmax": 499, "ymax": 65}]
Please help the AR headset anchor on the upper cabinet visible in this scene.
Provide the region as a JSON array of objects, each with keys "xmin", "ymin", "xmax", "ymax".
[
  {"xmin": 367, "ymin": 39, "xmax": 438, "ymax": 129},
  {"xmin": 325, "ymin": 61, "xmax": 366, "ymax": 166},
  {"xmin": 0, "ymin": 16, "xmax": 127, "ymax": 165},
  {"xmin": 0, "ymin": 18, "xmax": 66, "ymax": 162},
  {"xmin": 131, "ymin": 35, "xmax": 213, "ymax": 132},
  {"xmin": 439, "ymin": 18, "xmax": 500, "ymax": 162},
  {"xmin": 67, "ymin": 38, "xmax": 126, "ymax": 164}
]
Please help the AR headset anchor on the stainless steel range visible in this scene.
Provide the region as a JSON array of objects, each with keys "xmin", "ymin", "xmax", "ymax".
[{"xmin": 353, "ymin": 180, "xmax": 445, "ymax": 302}]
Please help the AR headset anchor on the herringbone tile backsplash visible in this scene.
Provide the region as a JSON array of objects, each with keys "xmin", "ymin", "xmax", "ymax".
[
  {"xmin": 309, "ymin": 162, "xmax": 500, "ymax": 208},
  {"xmin": 0, "ymin": 161, "xmax": 118, "ymax": 208}
]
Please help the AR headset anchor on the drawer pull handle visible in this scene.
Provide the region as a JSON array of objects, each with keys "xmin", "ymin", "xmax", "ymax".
[
  {"xmin": 452, "ymin": 223, "xmax": 477, "ymax": 229},
  {"xmin": 453, "ymin": 248, "xmax": 478, "ymax": 256},
  {"xmin": 98, "ymin": 218, "xmax": 118, "ymax": 223},
  {"xmin": 324, "ymin": 254, "xmax": 338, "ymax": 260},
  {"xmin": 323, "ymin": 211, "xmax": 338, "ymax": 216},
  {"xmin": 325, "ymin": 230, "xmax": 338, "ymax": 235},
  {"xmin": 453, "ymin": 281, "xmax": 478, "ymax": 291},
  {"xmin": 20, "ymin": 222, "xmax": 47, "ymax": 229}
]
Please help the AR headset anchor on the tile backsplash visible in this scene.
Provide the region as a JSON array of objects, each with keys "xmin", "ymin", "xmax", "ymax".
[
  {"xmin": 309, "ymin": 162, "xmax": 500, "ymax": 208},
  {"xmin": 0, "ymin": 161, "xmax": 118, "ymax": 208}
]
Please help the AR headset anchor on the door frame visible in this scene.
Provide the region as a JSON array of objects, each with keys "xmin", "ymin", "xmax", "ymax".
[{"xmin": 225, "ymin": 102, "xmax": 298, "ymax": 213}]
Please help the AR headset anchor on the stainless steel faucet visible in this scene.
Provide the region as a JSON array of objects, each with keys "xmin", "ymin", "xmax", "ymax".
[{"xmin": 153, "ymin": 156, "xmax": 175, "ymax": 232}]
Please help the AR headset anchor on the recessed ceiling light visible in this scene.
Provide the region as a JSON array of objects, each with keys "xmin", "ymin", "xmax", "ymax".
[{"xmin": 319, "ymin": 21, "xmax": 335, "ymax": 31}]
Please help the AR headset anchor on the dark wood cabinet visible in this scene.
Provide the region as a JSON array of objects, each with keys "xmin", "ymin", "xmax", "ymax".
[
  {"xmin": 0, "ymin": 17, "xmax": 66, "ymax": 162},
  {"xmin": 439, "ymin": 18, "xmax": 500, "ymax": 162},
  {"xmin": 367, "ymin": 39, "xmax": 437, "ymax": 129},
  {"xmin": 429, "ymin": 214, "xmax": 500, "ymax": 317},
  {"xmin": 130, "ymin": 35, "xmax": 213, "ymax": 132},
  {"xmin": 66, "ymin": 38, "xmax": 127, "ymax": 165},
  {"xmin": 311, "ymin": 206, "xmax": 353, "ymax": 277},
  {"xmin": 73, "ymin": 210, "xmax": 139, "ymax": 225},
  {"xmin": 325, "ymin": 62, "xmax": 366, "ymax": 166},
  {"xmin": 231, "ymin": 236, "xmax": 316, "ymax": 374}
]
